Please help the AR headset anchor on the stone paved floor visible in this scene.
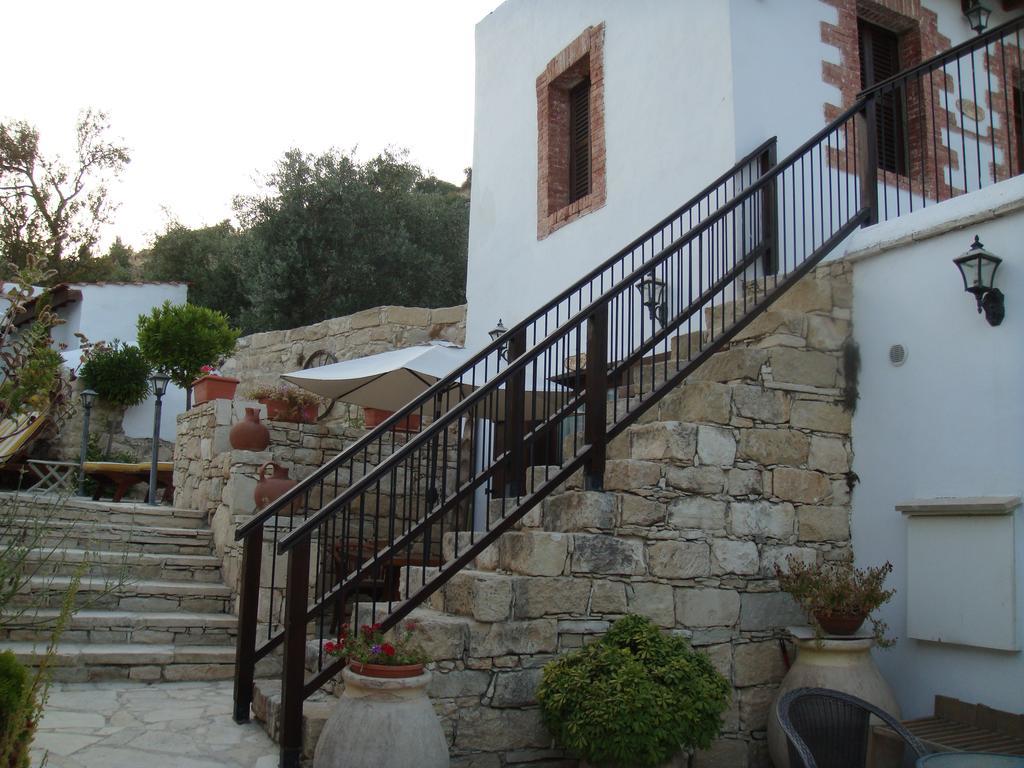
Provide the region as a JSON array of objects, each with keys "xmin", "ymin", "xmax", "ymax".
[{"xmin": 31, "ymin": 680, "xmax": 279, "ymax": 768}]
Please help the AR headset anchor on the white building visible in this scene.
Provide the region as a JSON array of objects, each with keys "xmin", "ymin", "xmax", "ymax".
[{"xmin": 466, "ymin": 0, "xmax": 1023, "ymax": 730}]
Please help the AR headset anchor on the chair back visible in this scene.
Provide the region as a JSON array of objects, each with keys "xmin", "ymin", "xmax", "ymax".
[
  {"xmin": 778, "ymin": 687, "xmax": 928, "ymax": 768},
  {"xmin": 0, "ymin": 410, "xmax": 45, "ymax": 465}
]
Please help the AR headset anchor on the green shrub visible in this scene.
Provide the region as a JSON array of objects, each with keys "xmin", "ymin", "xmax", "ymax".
[
  {"xmin": 0, "ymin": 650, "xmax": 34, "ymax": 767},
  {"xmin": 537, "ymin": 615, "xmax": 731, "ymax": 767},
  {"xmin": 79, "ymin": 341, "xmax": 152, "ymax": 407},
  {"xmin": 137, "ymin": 301, "xmax": 240, "ymax": 391}
]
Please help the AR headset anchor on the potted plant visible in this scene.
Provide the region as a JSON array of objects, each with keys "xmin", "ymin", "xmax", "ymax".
[
  {"xmin": 363, "ymin": 407, "xmax": 422, "ymax": 432},
  {"xmin": 191, "ymin": 364, "xmax": 240, "ymax": 406},
  {"xmin": 137, "ymin": 301, "xmax": 240, "ymax": 408},
  {"xmin": 537, "ymin": 614, "xmax": 731, "ymax": 768},
  {"xmin": 244, "ymin": 384, "xmax": 321, "ymax": 424},
  {"xmin": 315, "ymin": 620, "xmax": 447, "ymax": 768},
  {"xmin": 775, "ymin": 555, "xmax": 895, "ymax": 645}
]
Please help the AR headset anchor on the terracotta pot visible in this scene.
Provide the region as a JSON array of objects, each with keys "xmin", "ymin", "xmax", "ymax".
[
  {"xmin": 229, "ymin": 407, "xmax": 270, "ymax": 451},
  {"xmin": 363, "ymin": 407, "xmax": 421, "ymax": 432},
  {"xmin": 261, "ymin": 398, "xmax": 318, "ymax": 424},
  {"xmin": 191, "ymin": 374, "xmax": 240, "ymax": 406},
  {"xmin": 347, "ymin": 661, "xmax": 425, "ymax": 678},
  {"xmin": 254, "ymin": 461, "xmax": 298, "ymax": 511},
  {"xmin": 813, "ymin": 610, "xmax": 867, "ymax": 636}
]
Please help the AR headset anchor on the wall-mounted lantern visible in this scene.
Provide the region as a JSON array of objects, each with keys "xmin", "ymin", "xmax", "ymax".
[
  {"xmin": 954, "ymin": 235, "xmax": 1004, "ymax": 326},
  {"xmin": 962, "ymin": 0, "xmax": 991, "ymax": 35},
  {"xmin": 636, "ymin": 274, "xmax": 668, "ymax": 328},
  {"xmin": 488, "ymin": 319, "xmax": 509, "ymax": 360}
]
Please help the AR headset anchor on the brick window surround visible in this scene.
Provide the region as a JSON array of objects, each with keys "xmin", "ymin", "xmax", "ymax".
[{"xmin": 537, "ymin": 23, "xmax": 607, "ymax": 240}]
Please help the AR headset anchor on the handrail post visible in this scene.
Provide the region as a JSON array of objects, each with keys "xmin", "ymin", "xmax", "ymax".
[
  {"xmin": 279, "ymin": 535, "xmax": 311, "ymax": 768},
  {"xmin": 232, "ymin": 527, "xmax": 263, "ymax": 723},
  {"xmin": 505, "ymin": 328, "xmax": 527, "ymax": 497},
  {"xmin": 583, "ymin": 304, "xmax": 609, "ymax": 490},
  {"xmin": 859, "ymin": 98, "xmax": 880, "ymax": 226},
  {"xmin": 760, "ymin": 140, "xmax": 779, "ymax": 274}
]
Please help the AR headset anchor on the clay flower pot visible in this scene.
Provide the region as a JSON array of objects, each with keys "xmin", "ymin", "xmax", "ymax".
[
  {"xmin": 347, "ymin": 661, "xmax": 425, "ymax": 678},
  {"xmin": 814, "ymin": 610, "xmax": 867, "ymax": 636},
  {"xmin": 229, "ymin": 407, "xmax": 270, "ymax": 451},
  {"xmin": 191, "ymin": 374, "xmax": 240, "ymax": 406},
  {"xmin": 260, "ymin": 398, "xmax": 318, "ymax": 424},
  {"xmin": 363, "ymin": 407, "xmax": 421, "ymax": 432},
  {"xmin": 254, "ymin": 461, "xmax": 298, "ymax": 511}
]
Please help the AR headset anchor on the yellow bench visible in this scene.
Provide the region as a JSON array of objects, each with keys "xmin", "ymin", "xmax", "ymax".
[{"xmin": 83, "ymin": 461, "xmax": 174, "ymax": 503}]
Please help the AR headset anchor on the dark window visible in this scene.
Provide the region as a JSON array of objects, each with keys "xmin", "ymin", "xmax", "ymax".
[
  {"xmin": 568, "ymin": 78, "xmax": 591, "ymax": 202},
  {"xmin": 1013, "ymin": 82, "xmax": 1024, "ymax": 176},
  {"xmin": 859, "ymin": 20, "xmax": 907, "ymax": 175}
]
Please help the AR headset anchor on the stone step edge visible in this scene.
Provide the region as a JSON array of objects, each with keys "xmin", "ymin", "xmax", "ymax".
[
  {"xmin": 0, "ymin": 493, "xmax": 206, "ymax": 518},
  {"xmin": 23, "ymin": 548, "xmax": 222, "ymax": 567},
  {"xmin": 24, "ymin": 575, "xmax": 232, "ymax": 596},
  {"xmin": 3, "ymin": 518, "xmax": 214, "ymax": 538},
  {"xmin": 0, "ymin": 641, "xmax": 237, "ymax": 666},
  {"xmin": 1, "ymin": 608, "xmax": 238, "ymax": 629}
]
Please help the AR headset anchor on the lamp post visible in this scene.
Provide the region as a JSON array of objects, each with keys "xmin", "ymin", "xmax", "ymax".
[
  {"xmin": 77, "ymin": 389, "xmax": 98, "ymax": 497},
  {"xmin": 953, "ymin": 235, "xmax": 1005, "ymax": 326},
  {"xmin": 148, "ymin": 372, "xmax": 171, "ymax": 506}
]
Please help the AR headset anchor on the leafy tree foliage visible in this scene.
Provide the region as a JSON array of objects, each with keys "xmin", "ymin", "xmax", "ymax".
[
  {"xmin": 79, "ymin": 341, "xmax": 152, "ymax": 407},
  {"xmin": 61, "ymin": 237, "xmax": 136, "ymax": 283},
  {"xmin": 138, "ymin": 221, "xmax": 248, "ymax": 325},
  {"xmin": 136, "ymin": 301, "xmax": 240, "ymax": 392},
  {"xmin": 233, "ymin": 149, "xmax": 468, "ymax": 332},
  {"xmin": 0, "ymin": 110, "xmax": 130, "ymax": 278}
]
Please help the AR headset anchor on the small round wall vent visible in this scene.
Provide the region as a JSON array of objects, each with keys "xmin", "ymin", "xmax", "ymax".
[{"xmin": 888, "ymin": 344, "xmax": 907, "ymax": 367}]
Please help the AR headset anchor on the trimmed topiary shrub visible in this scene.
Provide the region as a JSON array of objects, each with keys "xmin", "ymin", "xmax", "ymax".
[
  {"xmin": 136, "ymin": 301, "xmax": 240, "ymax": 392},
  {"xmin": 537, "ymin": 614, "xmax": 731, "ymax": 767},
  {"xmin": 79, "ymin": 341, "xmax": 152, "ymax": 407}
]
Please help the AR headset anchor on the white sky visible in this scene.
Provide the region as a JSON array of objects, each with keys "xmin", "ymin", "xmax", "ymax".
[{"xmin": 4, "ymin": 0, "xmax": 501, "ymax": 252}]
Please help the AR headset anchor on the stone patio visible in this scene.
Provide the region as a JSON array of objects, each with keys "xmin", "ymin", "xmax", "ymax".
[{"xmin": 31, "ymin": 680, "xmax": 278, "ymax": 768}]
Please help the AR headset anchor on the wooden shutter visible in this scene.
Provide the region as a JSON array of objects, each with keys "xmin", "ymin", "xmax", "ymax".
[
  {"xmin": 569, "ymin": 79, "xmax": 591, "ymax": 202},
  {"xmin": 1013, "ymin": 83, "xmax": 1024, "ymax": 177},
  {"xmin": 859, "ymin": 20, "xmax": 907, "ymax": 175}
]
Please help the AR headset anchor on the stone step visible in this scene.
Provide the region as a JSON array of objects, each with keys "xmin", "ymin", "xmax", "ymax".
[
  {"xmin": 12, "ymin": 575, "xmax": 234, "ymax": 613},
  {"xmin": 1, "ymin": 493, "xmax": 208, "ymax": 529},
  {"xmin": 0, "ymin": 608, "xmax": 238, "ymax": 645},
  {"xmin": 0, "ymin": 641, "xmax": 240, "ymax": 683},
  {"xmin": 3, "ymin": 518, "xmax": 215, "ymax": 555},
  {"xmin": 23, "ymin": 547, "xmax": 223, "ymax": 582}
]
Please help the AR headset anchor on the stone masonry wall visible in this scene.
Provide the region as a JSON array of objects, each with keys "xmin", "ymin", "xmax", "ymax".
[
  {"xmin": 399, "ymin": 262, "xmax": 857, "ymax": 768},
  {"xmin": 220, "ymin": 304, "xmax": 466, "ymax": 428}
]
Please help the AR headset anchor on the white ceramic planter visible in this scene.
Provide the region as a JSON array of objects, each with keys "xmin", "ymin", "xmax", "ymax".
[
  {"xmin": 767, "ymin": 626, "xmax": 900, "ymax": 768},
  {"xmin": 313, "ymin": 667, "xmax": 449, "ymax": 768}
]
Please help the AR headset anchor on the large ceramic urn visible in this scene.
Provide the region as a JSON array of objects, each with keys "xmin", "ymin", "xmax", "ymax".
[
  {"xmin": 229, "ymin": 407, "xmax": 270, "ymax": 451},
  {"xmin": 313, "ymin": 666, "xmax": 448, "ymax": 768},
  {"xmin": 767, "ymin": 626, "xmax": 900, "ymax": 768},
  {"xmin": 254, "ymin": 461, "xmax": 297, "ymax": 510}
]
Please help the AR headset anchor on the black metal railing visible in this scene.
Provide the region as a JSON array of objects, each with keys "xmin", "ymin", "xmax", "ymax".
[{"xmin": 233, "ymin": 16, "xmax": 1023, "ymax": 768}]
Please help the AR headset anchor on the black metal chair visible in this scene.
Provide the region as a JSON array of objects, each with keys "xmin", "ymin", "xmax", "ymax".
[{"xmin": 777, "ymin": 687, "xmax": 929, "ymax": 768}]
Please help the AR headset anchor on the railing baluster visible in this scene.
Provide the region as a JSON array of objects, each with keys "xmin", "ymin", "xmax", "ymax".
[
  {"xmin": 584, "ymin": 303, "xmax": 609, "ymax": 490},
  {"xmin": 279, "ymin": 535, "xmax": 311, "ymax": 768},
  {"xmin": 859, "ymin": 100, "xmax": 880, "ymax": 225},
  {"xmin": 232, "ymin": 527, "xmax": 262, "ymax": 723}
]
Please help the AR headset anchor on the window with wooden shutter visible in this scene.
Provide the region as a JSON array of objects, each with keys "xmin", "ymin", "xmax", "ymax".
[
  {"xmin": 568, "ymin": 78, "xmax": 591, "ymax": 202},
  {"xmin": 859, "ymin": 19, "xmax": 907, "ymax": 175},
  {"xmin": 1013, "ymin": 82, "xmax": 1024, "ymax": 177}
]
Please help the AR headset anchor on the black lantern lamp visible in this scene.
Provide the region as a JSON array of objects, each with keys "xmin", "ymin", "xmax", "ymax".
[
  {"xmin": 77, "ymin": 388, "xmax": 98, "ymax": 497},
  {"xmin": 489, "ymin": 319, "xmax": 509, "ymax": 360},
  {"xmin": 147, "ymin": 372, "xmax": 172, "ymax": 506},
  {"xmin": 954, "ymin": 235, "xmax": 1004, "ymax": 326},
  {"xmin": 636, "ymin": 274, "xmax": 668, "ymax": 327},
  {"xmin": 963, "ymin": 1, "xmax": 991, "ymax": 34}
]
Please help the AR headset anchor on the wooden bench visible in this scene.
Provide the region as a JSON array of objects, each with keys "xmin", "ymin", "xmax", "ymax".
[
  {"xmin": 83, "ymin": 461, "xmax": 174, "ymax": 503},
  {"xmin": 871, "ymin": 696, "xmax": 1024, "ymax": 766}
]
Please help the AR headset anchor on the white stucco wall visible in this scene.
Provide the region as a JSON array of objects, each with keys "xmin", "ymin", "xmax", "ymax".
[
  {"xmin": 847, "ymin": 176, "xmax": 1024, "ymax": 716},
  {"xmin": 465, "ymin": 0, "xmax": 738, "ymax": 349}
]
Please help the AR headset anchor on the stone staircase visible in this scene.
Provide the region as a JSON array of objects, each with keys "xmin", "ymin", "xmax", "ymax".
[{"xmin": 0, "ymin": 493, "xmax": 262, "ymax": 683}]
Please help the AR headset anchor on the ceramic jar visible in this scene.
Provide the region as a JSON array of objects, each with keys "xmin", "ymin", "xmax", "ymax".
[
  {"xmin": 767, "ymin": 626, "xmax": 900, "ymax": 768},
  {"xmin": 229, "ymin": 407, "xmax": 270, "ymax": 451},
  {"xmin": 254, "ymin": 461, "xmax": 297, "ymax": 510},
  {"xmin": 313, "ymin": 666, "xmax": 448, "ymax": 768}
]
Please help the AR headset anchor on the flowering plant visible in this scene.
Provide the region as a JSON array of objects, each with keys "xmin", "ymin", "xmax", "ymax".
[
  {"xmin": 199, "ymin": 364, "xmax": 221, "ymax": 376},
  {"xmin": 324, "ymin": 621, "xmax": 428, "ymax": 666}
]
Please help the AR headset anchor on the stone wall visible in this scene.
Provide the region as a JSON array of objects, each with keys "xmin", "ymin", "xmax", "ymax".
[
  {"xmin": 396, "ymin": 263, "xmax": 856, "ymax": 767},
  {"xmin": 220, "ymin": 304, "xmax": 466, "ymax": 428}
]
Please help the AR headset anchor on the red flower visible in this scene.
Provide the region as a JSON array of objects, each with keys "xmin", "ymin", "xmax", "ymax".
[
  {"xmin": 404, "ymin": 621, "xmax": 418, "ymax": 632},
  {"xmin": 371, "ymin": 623, "xmax": 382, "ymax": 631},
  {"xmin": 324, "ymin": 641, "xmax": 337, "ymax": 654},
  {"xmin": 381, "ymin": 643, "xmax": 396, "ymax": 657}
]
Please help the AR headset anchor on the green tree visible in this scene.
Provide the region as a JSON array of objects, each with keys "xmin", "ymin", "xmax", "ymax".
[
  {"xmin": 136, "ymin": 301, "xmax": 240, "ymax": 400},
  {"xmin": 137, "ymin": 221, "xmax": 248, "ymax": 324},
  {"xmin": 62, "ymin": 237, "xmax": 136, "ymax": 283},
  {"xmin": 0, "ymin": 110, "xmax": 130, "ymax": 278},
  {"xmin": 78, "ymin": 341, "xmax": 152, "ymax": 407},
  {"xmin": 234, "ymin": 148, "xmax": 468, "ymax": 332}
]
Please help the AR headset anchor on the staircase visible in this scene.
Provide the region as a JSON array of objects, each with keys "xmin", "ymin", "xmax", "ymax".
[
  {"xmin": 0, "ymin": 493, "xmax": 265, "ymax": 682},
  {"xmin": 231, "ymin": 17, "xmax": 1024, "ymax": 768}
]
